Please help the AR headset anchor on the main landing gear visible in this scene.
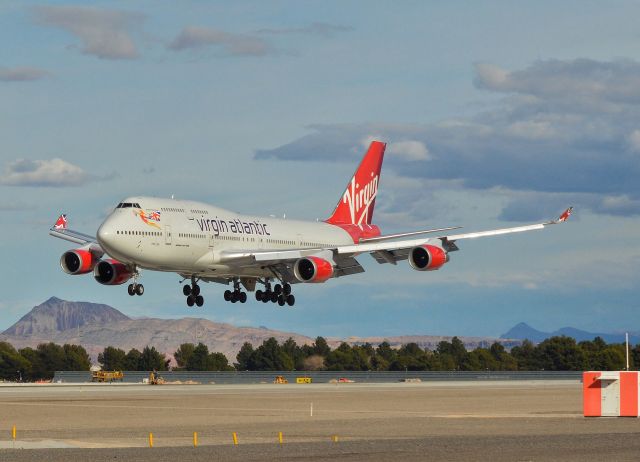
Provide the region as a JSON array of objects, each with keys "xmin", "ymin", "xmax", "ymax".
[
  {"xmin": 255, "ymin": 280, "xmax": 295, "ymax": 307},
  {"xmin": 127, "ymin": 272, "xmax": 144, "ymax": 296},
  {"xmin": 183, "ymin": 277, "xmax": 204, "ymax": 307},
  {"xmin": 223, "ymin": 279, "xmax": 248, "ymax": 304}
]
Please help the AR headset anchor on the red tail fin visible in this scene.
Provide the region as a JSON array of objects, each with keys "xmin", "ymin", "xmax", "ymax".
[{"xmin": 326, "ymin": 141, "xmax": 386, "ymax": 225}]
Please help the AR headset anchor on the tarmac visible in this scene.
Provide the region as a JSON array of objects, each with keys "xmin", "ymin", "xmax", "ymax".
[{"xmin": 1, "ymin": 380, "xmax": 639, "ymax": 461}]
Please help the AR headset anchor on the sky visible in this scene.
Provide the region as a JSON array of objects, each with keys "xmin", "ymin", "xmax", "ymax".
[{"xmin": 1, "ymin": 1, "xmax": 639, "ymax": 340}]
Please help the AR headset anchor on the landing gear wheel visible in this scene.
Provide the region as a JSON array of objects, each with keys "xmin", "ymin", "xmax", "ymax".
[
  {"xmin": 187, "ymin": 295, "xmax": 195, "ymax": 307},
  {"xmin": 274, "ymin": 284, "xmax": 282, "ymax": 295},
  {"xmin": 255, "ymin": 289, "xmax": 263, "ymax": 301},
  {"xmin": 128, "ymin": 284, "xmax": 135, "ymax": 296},
  {"xmin": 195, "ymin": 295, "xmax": 204, "ymax": 307},
  {"xmin": 261, "ymin": 292, "xmax": 270, "ymax": 303},
  {"xmin": 239, "ymin": 292, "xmax": 247, "ymax": 303},
  {"xmin": 277, "ymin": 295, "xmax": 286, "ymax": 306},
  {"xmin": 224, "ymin": 290, "xmax": 232, "ymax": 301},
  {"xmin": 192, "ymin": 284, "xmax": 201, "ymax": 296},
  {"xmin": 135, "ymin": 284, "xmax": 144, "ymax": 296},
  {"xmin": 230, "ymin": 292, "xmax": 238, "ymax": 303},
  {"xmin": 183, "ymin": 285, "xmax": 191, "ymax": 296},
  {"xmin": 283, "ymin": 283, "xmax": 292, "ymax": 296},
  {"xmin": 286, "ymin": 294, "xmax": 295, "ymax": 306},
  {"xmin": 270, "ymin": 292, "xmax": 278, "ymax": 303}
]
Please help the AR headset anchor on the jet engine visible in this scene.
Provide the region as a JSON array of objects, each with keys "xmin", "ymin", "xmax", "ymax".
[
  {"xmin": 294, "ymin": 256, "xmax": 334, "ymax": 283},
  {"xmin": 408, "ymin": 245, "xmax": 448, "ymax": 271},
  {"xmin": 93, "ymin": 259, "xmax": 133, "ymax": 285},
  {"xmin": 60, "ymin": 249, "xmax": 98, "ymax": 275}
]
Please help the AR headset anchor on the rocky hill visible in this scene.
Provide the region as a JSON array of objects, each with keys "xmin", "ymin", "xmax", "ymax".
[
  {"xmin": 3, "ymin": 297, "xmax": 130, "ymax": 336},
  {"xmin": 1, "ymin": 298, "xmax": 519, "ymax": 364}
]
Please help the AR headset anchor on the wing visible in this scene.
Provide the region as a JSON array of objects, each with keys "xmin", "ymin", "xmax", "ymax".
[
  {"xmin": 341, "ymin": 207, "xmax": 574, "ymax": 265},
  {"xmin": 218, "ymin": 207, "xmax": 573, "ymax": 275},
  {"xmin": 49, "ymin": 214, "xmax": 104, "ymax": 254}
]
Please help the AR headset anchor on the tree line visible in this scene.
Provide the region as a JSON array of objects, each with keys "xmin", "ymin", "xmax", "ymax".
[{"xmin": 1, "ymin": 336, "xmax": 639, "ymax": 381}]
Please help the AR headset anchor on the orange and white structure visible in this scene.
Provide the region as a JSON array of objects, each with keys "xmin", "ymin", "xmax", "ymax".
[{"xmin": 583, "ymin": 371, "xmax": 639, "ymax": 417}]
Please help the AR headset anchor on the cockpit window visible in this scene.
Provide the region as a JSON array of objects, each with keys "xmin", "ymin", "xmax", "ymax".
[{"xmin": 116, "ymin": 202, "xmax": 140, "ymax": 209}]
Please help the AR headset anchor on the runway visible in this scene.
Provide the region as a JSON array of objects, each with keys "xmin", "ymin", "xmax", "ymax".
[{"xmin": 1, "ymin": 381, "xmax": 638, "ymax": 461}]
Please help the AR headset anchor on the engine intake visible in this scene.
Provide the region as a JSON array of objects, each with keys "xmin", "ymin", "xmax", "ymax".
[
  {"xmin": 409, "ymin": 245, "xmax": 448, "ymax": 271},
  {"xmin": 294, "ymin": 256, "xmax": 334, "ymax": 283},
  {"xmin": 60, "ymin": 250, "xmax": 97, "ymax": 275},
  {"xmin": 93, "ymin": 259, "xmax": 133, "ymax": 285}
]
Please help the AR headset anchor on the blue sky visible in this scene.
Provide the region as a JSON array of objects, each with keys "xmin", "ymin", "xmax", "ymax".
[{"xmin": 1, "ymin": 1, "xmax": 639, "ymax": 339}]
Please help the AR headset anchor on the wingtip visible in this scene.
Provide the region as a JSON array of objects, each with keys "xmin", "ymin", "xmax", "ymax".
[{"xmin": 555, "ymin": 206, "xmax": 573, "ymax": 223}]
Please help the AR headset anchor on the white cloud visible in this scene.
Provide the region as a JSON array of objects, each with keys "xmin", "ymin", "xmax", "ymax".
[
  {"xmin": 1, "ymin": 158, "xmax": 90, "ymax": 187},
  {"xmin": 256, "ymin": 59, "xmax": 640, "ymax": 218},
  {"xmin": 33, "ymin": 6, "xmax": 143, "ymax": 60},
  {"xmin": 168, "ymin": 26, "xmax": 271, "ymax": 56},
  {"xmin": 0, "ymin": 67, "xmax": 48, "ymax": 82},
  {"xmin": 388, "ymin": 140, "xmax": 431, "ymax": 161}
]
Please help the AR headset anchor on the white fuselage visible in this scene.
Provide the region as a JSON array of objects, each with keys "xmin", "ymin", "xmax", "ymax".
[{"xmin": 96, "ymin": 196, "xmax": 354, "ymax": 279}]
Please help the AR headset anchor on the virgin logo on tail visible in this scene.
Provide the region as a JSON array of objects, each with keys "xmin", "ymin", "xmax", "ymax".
[
  {"xmin": 342, "ymin": 173, "xmax": 379, "ymax": 225},
  {"xmin": 326, "ymin": 141, "xmax": 385, "ymax": 226}
]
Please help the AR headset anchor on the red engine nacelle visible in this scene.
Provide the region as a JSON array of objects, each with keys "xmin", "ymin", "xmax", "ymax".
[
  {"xmin": 93, "ymin": 259, "xmax": 133, "ymax": 285},
  {"xmin": 293, "ymin": 256, "xmax": 334, "ymax": 283},
  {"xmin": 60, "ymin": 249, "xmax": 98, "ymax": 275},
  {"xmin": 408, "ymin": 245, "xmax": 448, "ymax": 271}
]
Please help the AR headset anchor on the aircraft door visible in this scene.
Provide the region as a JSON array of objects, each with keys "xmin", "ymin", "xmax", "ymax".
[{"xmin": 165, "ymin": 225, "xmax": 172, "ymax": 245}]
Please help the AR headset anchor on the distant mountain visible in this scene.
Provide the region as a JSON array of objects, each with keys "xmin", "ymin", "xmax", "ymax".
[
  {"xmin": 0, "ymin": 299, "xmax": 314, "ymax": 363},
  {"xmin": 3, "ymin": 297, "xmax": 130, "ymax": 336},
  {"xmin": 0, "ymin": 298, "xmax": 521, "ymax": 364},
  {"xmin": 501, "ymin": 322, "xmax": 640, "ymax": 344}
]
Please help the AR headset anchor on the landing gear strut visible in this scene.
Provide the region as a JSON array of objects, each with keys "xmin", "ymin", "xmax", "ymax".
[
  {"xmin": 255, "ymin": 280, "xmax": 295, "ymax": 306},
  {"xmin": 183, "ymin": 277, "xmax": 204, "ymax": 307},
  {"xmin": 223, "ymin": 279, "xmax": 247, "ymax": 303}
]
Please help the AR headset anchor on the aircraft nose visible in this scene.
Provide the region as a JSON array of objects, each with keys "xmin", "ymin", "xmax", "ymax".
[{"xmin": 97, "ymin": 217, "xmax": 116, "ymax": 248}]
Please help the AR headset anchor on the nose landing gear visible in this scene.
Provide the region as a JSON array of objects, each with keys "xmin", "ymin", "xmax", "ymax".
[{"xmin": 127, "ymin": 272, "xmax": 144, "ymax": 296}]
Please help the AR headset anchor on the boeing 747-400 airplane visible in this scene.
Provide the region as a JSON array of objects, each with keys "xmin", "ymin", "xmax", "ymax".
[{"xmin": 50, "ymin": 141, "xmax": 572, "ymax": 307}]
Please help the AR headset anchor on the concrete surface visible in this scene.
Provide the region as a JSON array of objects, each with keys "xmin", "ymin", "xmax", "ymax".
[{"xmin": 1, "ymin": 380, "xmax": 638, "ymax": 461}]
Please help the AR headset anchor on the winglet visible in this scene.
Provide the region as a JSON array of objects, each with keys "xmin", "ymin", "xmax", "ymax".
[
  {"xmin": 53, "ymin": 214, "xmax": 67, "ymax": 230},
  {"xmin": 554, "ymin": 207, "xmax": 573, "ymax": 223}
]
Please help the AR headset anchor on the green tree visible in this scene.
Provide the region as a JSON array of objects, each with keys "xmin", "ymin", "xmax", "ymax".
[
  {"xmin": 312, "ymin": 336, "xmax": 331, "ymax": 357},
  {"xmin": 63, "ymin": 344, "xmax": 90, "ymax": 371},
  {"xmin": 36, "ymin": 343, "xmax": 66, "ymax": 379},
  {"xmin": 251, "ymin": 338, "xmax": 294, "ymax": 371},
  {"xmin": 390, "ymin": 343, "xmax": 429, "ymax": 371},
  {"xmin": 174, "ymin": 343, "xmax": 196, "ymax": 370},
  {"xmin": 489, "ymin": 343, "xmax": 517, "ymax": 371},
  {"xmin": 98, "ymin": 346, "xmax": 127, "ymax": 371},
  {"xmin": 0, "ymin": 342, "xmax": 30, "ymax": 381},
  {"xmin": 463, "ymin": 348, "xmax": 498, "ymax": 371},
  {"xmin": 326, "ymin": 343, "xmax": 370, "ymax": 371},
  {"xmin": 436, "ymin": 337, "xmax": 468, "ymax": 369},
  {"xmin": 186, "ymin": 343, "xmax": 210, "ymax": 371},
  {"xmin": 19, "ymin": 347, "xmax": 41, "ymax": 380},
  {"xmin": 124, "ymin": 348, "xmax": 142, "ymax": 370},
  {"xmin": 537, "ymin": 336, "xmax": 585, "ymax": 371},
  {"xmin": 139, "ymin": 346, "xmax": 168, "ymax": 371},
  {"xmin": 511, "ymin": 340, "xmax": 541, "ymax": 370},
  {"xmin": 208, "ymin": 352, "xmax": 233, "ymax": 371},
  {"xmin": 235, "ymin": 342, "xmax": 255, "ymax": 370},
  {"xmin": 282, "ymin": 338, "xmax": 305, "ymax": 370}
]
